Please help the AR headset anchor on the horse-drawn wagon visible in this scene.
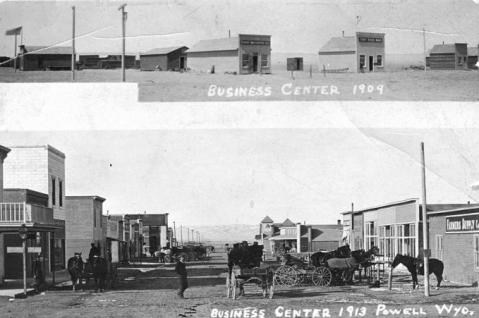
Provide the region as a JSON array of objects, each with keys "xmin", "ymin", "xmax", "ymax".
[
  {"xmin": 275, "ymin": 245, "xmax": 379, "ymax": 287},
  {"xmin": 226, "ymin": 242, "xmax": 275, "ymax": 299}
]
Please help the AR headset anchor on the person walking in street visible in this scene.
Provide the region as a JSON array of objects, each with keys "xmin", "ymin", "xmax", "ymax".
[{"xmin": 175, "ymin": 255, "xmax": 188, "ymax": 298}]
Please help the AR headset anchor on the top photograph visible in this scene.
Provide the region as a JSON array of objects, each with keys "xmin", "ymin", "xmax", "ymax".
[{"xmin": 0, "ymin": 0, "xmax": 478, "ymax": 102}]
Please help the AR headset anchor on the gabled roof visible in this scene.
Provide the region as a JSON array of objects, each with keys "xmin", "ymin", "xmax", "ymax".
[
  {"xmin": 319, "ymin": 36, "xmax": 356, "ymax": 53},
  {"xmin": 468, "ymin": 47, "xmax": 478, "ymax": 56},
  {"xmin": 281, "ymin": 218, "xmax": 295, "ymax": 227},
  {"xmin": 20, "ymin": 45, "xmax": 72, "ymax": 55},
  {"xmin": 141, "ymin": 46, "xmax": 188, "ymax": 56},
  {"xmin": 311, "ymin": 225, "xmax": 341, "ymax": 242},
  {"xmin": 430, "ymin": 44, "xmax": 456, "ymax": 54},
  {"xmin": 261, "ymin": 215, "xmax": 274, "ymax": 223},
  {"xmin": 187, "ymin": 37, "xmax": 239, "ymax": 53},
  {"xmin": 430, "ymin": 43, "xmax": 466, "ymax": 55}
]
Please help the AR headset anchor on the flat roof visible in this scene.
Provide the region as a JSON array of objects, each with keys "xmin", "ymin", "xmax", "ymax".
[
  {"xmin": 66, "ymin": 195, "xmax": 106, "ymax": 202},
  {"xmin": 341, "ymin": 198, "xmax": 419, "ymax": 215},
  {"xmin": 7, "ymin": 144, "xmax": 65, "ymax": 158},
  {"xmin": 427, "ymin": 205, "xmax": 479, "ymax": 216}
]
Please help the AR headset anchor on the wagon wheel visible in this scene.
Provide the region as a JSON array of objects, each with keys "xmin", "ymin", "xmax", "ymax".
[
  {"xmin": 311, "ymin": 266, "xmax": 332, "ymax": 286},
  {"xmin": 274, "ymin": 265, "xmax": 300, "ymax": 287}
]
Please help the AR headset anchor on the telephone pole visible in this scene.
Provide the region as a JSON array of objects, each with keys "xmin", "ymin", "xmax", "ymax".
[
  {"xmin": 118, "ymin": 3, "xmax": 127, "ymax": 81},
  {"xmin": 421, "ymin": 142, "xmax": 430, "ymax": 297},
  {"xmin": 71, "ymin": 6, "xmax": 76, "ymax": 81}
]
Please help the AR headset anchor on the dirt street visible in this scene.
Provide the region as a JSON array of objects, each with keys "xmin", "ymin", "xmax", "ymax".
[
  {"xmin": 1, "ymin": 253, "xmax": 479, "ymax": 318},
  {"xmin": 0, "ymin": 68, "xmax": 478, "ymax": 102}
]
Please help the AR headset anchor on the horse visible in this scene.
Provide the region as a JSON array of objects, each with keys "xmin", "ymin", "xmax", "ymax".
[
  {"xmin": 311, "ymin": 245, "xmax": 351, "ymax": 267},
  {"xmin": 226, "ymin": 242, "xmax": 264, "ymax": 297},
  {"xmin": 326, "ymin": 246, "xmax": 379, "ymax": 284},
  {"xmin": 67, "ymin": 255, "xmax": 84, "ymax": 291},
  {"xmin": 390, "ymin": 254, "xmax": 443, "ymax": 290}
]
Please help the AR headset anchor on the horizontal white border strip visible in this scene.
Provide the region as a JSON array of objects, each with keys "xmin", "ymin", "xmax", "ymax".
[{"xmin": 1, "ymin": 83, "xmax": 479, "ymax": 130}]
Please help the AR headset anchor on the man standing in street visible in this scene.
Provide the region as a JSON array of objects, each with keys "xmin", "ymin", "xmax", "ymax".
[{"xmin": 175, "ymin": 255, "xmax": 188, "ymax": 298}]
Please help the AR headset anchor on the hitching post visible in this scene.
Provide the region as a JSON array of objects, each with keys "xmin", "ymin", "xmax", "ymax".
[
  {"xmin": 18, "ymin": 224, "xmax": 28, "ymax": 296},
  {"xmin": 421, "ymin": 142, "xmax": 430, "ymax": 296}
]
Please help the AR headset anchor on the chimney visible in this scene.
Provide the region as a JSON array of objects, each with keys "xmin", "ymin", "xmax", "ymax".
[
  {"xmin": 337, "ymin": 220, "xmax": 341, "ymax": 225},
  {"xmin": 468, "ymin": 201, "xmax": 471, "ymax": 205},
  {"xmin": 342, "ymin": 31, "xmax": 345, "ymax": 37}
]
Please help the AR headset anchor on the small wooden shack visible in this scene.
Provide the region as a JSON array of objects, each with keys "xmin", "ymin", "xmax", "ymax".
[
  {"xmin": 139, "ymin": 46, "xmax": 188, "ymax": 71},
  {"xmin": 428, "ymin": 43, "xmax": 468, "ymax": 70}
]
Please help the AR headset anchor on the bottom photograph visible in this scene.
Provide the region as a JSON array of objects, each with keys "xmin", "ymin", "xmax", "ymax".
[{"xmin": 0, "ymin": 128, "xmax": 478, "ymax": 318}]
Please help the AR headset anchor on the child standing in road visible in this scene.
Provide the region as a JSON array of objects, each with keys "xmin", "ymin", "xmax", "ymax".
[{"xmin": 175, "ymin": 255, "xmax": 188, "ymax": 298}]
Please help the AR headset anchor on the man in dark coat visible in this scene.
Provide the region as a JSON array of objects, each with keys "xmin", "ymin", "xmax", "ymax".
[
  {"xmin": 89, "ymin": 243, "xmax": 100, "ymax": 263},
  {"xmin": 175, "ymin": 255, "xmax": 188, "ymax": 298}
]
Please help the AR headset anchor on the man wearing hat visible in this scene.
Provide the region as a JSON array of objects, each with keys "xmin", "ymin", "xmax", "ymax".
[{"xmin": 175, "ymin": 255, "xmax": 188, "ymax": 298}]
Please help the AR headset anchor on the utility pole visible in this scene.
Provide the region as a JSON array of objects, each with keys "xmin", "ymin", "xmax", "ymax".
[
  {"xmin": 118, "ymin": 3, "xmax": 127, "ymax": 81},
  {"xmin": 421, "ymin": 142, "xmax": 430, "ymax": 297},
  {"xmin": 180, "ymin": 225, "xmax": 183, "ymax": 245},
  {"xmin": 72, "ymin": 6, "xmax": 76, "ymax": 81},
  {"xmin": 423, "ymin": 26, "xmax": 427, "ymax": 72},
  {"xmin": 173, "ymin": 221, "xmax": 176, "ymax": 247}
]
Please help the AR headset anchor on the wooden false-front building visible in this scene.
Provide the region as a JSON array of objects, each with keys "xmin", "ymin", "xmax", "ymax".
[
  {"xmin": 186, "ymin": 34, "xmax": 271, "ymax": 74},
  {"xmin": 318, "ymin": 32, "xmax": 385, "ymax": 72},
  {"xmin": 467, "ymin": 46, "xmax": 478, "ymax": 70},
  {"xmin": 19, "ymin": 45, "xmax": 72, "ymax": 71},
  {"xmin": 140, "ymin": 46, "xmax": 188, "ymax": 71},
  {"xmin": 428, "ymin": 43, "xmax": 468, "ymax": 70}
]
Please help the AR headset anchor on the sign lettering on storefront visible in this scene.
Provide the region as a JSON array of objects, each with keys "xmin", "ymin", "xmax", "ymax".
[{"xmin": 446, "ymin": 213, "xmax": 479, "ymax": 233}]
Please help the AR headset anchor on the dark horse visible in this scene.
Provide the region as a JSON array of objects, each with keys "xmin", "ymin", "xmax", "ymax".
[
  {"xmin": 85, "ymin": 256, "xmax": 109, "ymax": 292},
  {"xmin": 326, "ymin": 246, "xmax": 380, "ymax": 284},
  {"xmin": 67, "ymin": 254, "xmax": 84, "ymax": 291},
  {"xmin": 311, "ymin": 245, "xmax": 351, "ymax": 267},
  {"xmin": 391, "ymin": 254, "xmax": 444, "ymax": 289}
]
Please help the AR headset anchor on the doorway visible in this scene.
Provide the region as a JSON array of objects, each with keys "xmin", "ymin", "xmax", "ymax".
[
  {"xmin": 369, "ymin": 56, "xmax": 374, "ymax": 71},
  {"xmin": 179, "ymin": 57, "xmax": 185, "ymax": 70},
  {"xmin": 252, "ymin": 54, "xmax": 258, "ymax": 73}
]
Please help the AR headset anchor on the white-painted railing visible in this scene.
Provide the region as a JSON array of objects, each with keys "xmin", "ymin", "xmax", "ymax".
[{"xmin": 0, "ymin": 202, "xmax": 28, "ymax": 223}]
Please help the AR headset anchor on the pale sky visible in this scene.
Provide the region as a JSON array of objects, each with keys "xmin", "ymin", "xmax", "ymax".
[
  {"xmin": 1, "ymin": 0, "xmax": 479, "ymax": 57},
  {"xmin": 1, "ymin": 127, "xmax": 478, "ymax": 226}
]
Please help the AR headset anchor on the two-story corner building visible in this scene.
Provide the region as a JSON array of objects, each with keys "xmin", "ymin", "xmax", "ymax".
[
  {"xmin": 2, "ymin": 145, "xmax": 67, "ymax": 274},
  {"xmin": 257, "ymin": 216, "xmax": 342, "ymax": 257},
  {"xmin": 64, "ymin": 196, "xmax": 106, "ymax": 263},
  {"xmin": 1, "ymin": 189, "xmax": 59, "ymax": 280},
  {"xmin": 123, "ymin": 213, "xmax": 169, "ymax": 257}
]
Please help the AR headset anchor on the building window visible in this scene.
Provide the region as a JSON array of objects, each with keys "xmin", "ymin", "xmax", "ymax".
[
  {"xmin": 474, "ymin": 235, "xmax": 479, "ymax": 271},
  {"xmin": 93, "ymin": 208, "xmax": 96, "ymax": 227},
  {"xmin": 242, "ymin": 54, "xmax": 249, "ymax": 68},
  {"xmin": 59, "ymin": 180, "xmax": 63, "ymax": 207},
  {"xmin": 379, "ymin": 223, "xmax": 416, "ymax": 260},
  {"xmin": 359, "ymin": 55, "xmax": 366, "ymax": 69},
  {"xmin": 365, "ymin": 221, "xmax": 378, "ymax": 250},
  {"xmin": 51, "ymin": 177, "xmax": 56, "ymax": 206},
  {"xmin": 435, "ymin": 234, "xmax": 443, "ymax": 260},
  {"xmin": 376, "ymin": 55, "xmax": 383, "ymax": 66},
  {"xmin": 261, "ymin": 54, "xmax": 269, "ymax": 68}
]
